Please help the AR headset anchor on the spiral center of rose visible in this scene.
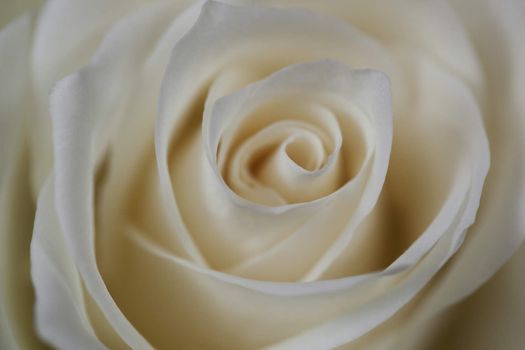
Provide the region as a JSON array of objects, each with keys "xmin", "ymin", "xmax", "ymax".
[
  {"xmin": 200, "ymin": 61, "xmax": 389, "ymax": 212},
  {"xmin": 210, "ymin": 97, "xmax": 370, "ymax": 206}
]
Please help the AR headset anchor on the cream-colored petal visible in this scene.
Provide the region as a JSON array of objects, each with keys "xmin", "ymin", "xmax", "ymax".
[
  {"xmin": 383, "ymin": 55, "xmax": 489, "ymax": 272},
  {"xmin": 197, "ymin": 60, "xmax": 391, "ymax": 279},
  {"xmin": 410, "ymin": 241, "xmax": 525, "ymax": 350},
  {"xmin": 268, "ymin": 55, "xmax": 489, "ymax": 349},
  {"xmin": 28, "ymin": 0, "xmax": 150, "ymax": 197},
  {"xmin": 158, "ymin": 1, "xmax": 398, "ymax": 274},
  {"xmin": 110, "ymin": 54, "xmax": 488, "ymax": 349},
  {"xmin": 230, "ymin": 0, "xmax": 483, "ymax": 94},
  {"xmin": 391, "ymin": 0, "xmax": 525, "ymax": 335},
  {"xmin": 0, "ymin": 13, "xmax": 47, "ymax": 350},
  {"xmin": 40, "ymin": 2, "xmax": 198, "ymax": 348},
  {"xmin": 105, "ymin": 226, "xmax": 403, "ymax": 349},
  {"xmin": 31, "ymin": 180, "xmax": 107, "ymax": 350}
]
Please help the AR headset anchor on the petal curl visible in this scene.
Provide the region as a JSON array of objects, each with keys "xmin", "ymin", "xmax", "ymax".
[
  {"xmin": 31, "ymin": 180, "xmax": 107, "ymax": 350},
  {"xmin": 29, "ymin": 0, "xmax": 151, "ymax": 196},
  {"xmin": 37, "ymin": 1, "xmax": 200, "ymax": 348},
  {"xmin": 157, "ymin": 0, "xmax": 397, "ymax": 274}
]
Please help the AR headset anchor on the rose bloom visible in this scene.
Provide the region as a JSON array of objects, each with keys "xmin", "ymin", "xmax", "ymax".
[{"xmin": 1, "ymin": 0, "xmax": 524, "ymax": 349}]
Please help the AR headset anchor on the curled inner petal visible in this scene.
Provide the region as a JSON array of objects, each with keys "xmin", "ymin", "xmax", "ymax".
[{"xmin": 224, "ymin": 113, "xmax": 347, "ymax": 205}]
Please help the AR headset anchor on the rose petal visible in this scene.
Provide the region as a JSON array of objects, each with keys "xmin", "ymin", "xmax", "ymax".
[
  {"xmin": 0, "ymin": 13, "xmax": 46, "ymax": 350},
  {"xmin": 232, "ymin": 0, "xmax": 483, "ymax": 94},
  {"xmin": 34, "ymin": 1, "xmax": 199, "ymax": 348},
  {"xmin": 157, "ymin": 0, "xmax": 398, "ymax": 274},
  {"xmin": 408, "ymin": 242, "xmax": 525, "ymax": 350},
  {"xmin": 265, "ymin": 54, "xmax": 490, "ymax": 350},
  {"xmin": 108, "ymin": 21, "xmax": 489, "ymax": 350},
  {"xmin": 196, "ymin": 60, "xmax": 391, "ymax": 279},
  {"xmin": 31, "ymin": 180, "xmax": 107, "ymax": 350},
  {"xmin": 28, "ymin": 0, "xmax": 150, "ymax": 196},
  {"xmin": 389, "ymin": 0, "xmax": 525, "ymax": 342}
]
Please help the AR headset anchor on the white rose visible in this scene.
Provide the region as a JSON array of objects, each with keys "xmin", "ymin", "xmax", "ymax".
[{"xmin": 1, "ymin": 0, "xmax": 524, "ymax": 349}]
